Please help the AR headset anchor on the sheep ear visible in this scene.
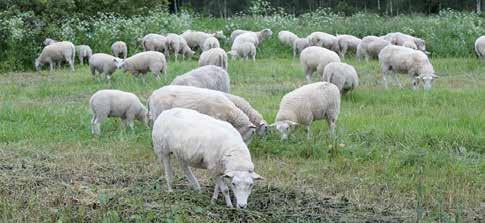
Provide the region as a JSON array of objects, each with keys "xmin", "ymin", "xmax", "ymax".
[
  {"xmin": 431, "ymin": 74, "xmax": 439, "ymax": 78},
  {"xmin": 248, "ymin": 124, "xmax": 256, "ymax": 129},
  {"xmin": 223, "ymin": 171, "xmax": 235, "ymax": 179},
  {"xmin": 288, "ymin": 121, "xmax": 299, "ymax": 126},
  {"xmin": 258, "ymin": 121, "xmax": 266, "ymax": 127},
  {"xmin": 251, "ymin": 172, "xmax": 264, "ymax": 180}
]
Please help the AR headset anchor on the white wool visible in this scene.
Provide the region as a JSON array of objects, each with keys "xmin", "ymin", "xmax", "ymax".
[
  {"xmin": 111, "ymin": 41, "xmax": 127, "ymax": 59},
  {"xmin": 322, "ymin": 62, "xmax": 359, "ymax": 94},
  {"xmin": 171, "ymin": 65, "xmax": 230, "ymax": 93},
  {"xmin": 199, "ymin": 48, "xmax": 228, "ymax": 70},
  {"xmin": 300, "ymin": 46, "xmax": 341, "ymax": 83}
]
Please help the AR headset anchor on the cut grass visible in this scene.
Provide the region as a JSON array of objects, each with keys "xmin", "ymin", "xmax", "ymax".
[{"xmin": 0, "ymin": 57, "xmax": 484, "ymax": 222}]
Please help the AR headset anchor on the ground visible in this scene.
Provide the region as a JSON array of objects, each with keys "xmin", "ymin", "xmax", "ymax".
[{"xmin": 0, "ymin": 57, "xmax": 484, "ymax": 222}]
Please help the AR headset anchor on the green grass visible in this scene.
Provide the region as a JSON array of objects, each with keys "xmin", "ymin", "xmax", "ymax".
[{"xmin": 0, "ymin": 56, "xmax": 484, "ymax": 222}]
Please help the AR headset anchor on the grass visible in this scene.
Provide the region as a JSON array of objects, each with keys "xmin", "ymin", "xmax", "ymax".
[{"xmin": 0, "ymin": 55, "xmax": 484, "ymax": 222}]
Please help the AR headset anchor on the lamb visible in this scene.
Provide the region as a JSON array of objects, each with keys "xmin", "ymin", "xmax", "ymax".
[
  {"xmin": 141, "ymin": 34, "xmax": 168, "ymax": 54},
  {"xmin": 152, "ymin": 107, "xmax": 263, "ymax": 209},
  {"xmin": 271, "ymin": 82, "xmax": 340, "ymax": 140},
  {"xmin": 300, "ymin": 46, "xmax": 341, "ymax": 83},
  {"xmin": 378, "ymin": 45, "xmax": 438, "ymax": 91},
  {"xmin": 89, "ymin": 53, "xmax": 123, "ymax": 80},
  {"xmin": 232, "ymin": 29, "xmax": 273, "ymax": 47},
  {"xmin": 77, "ymin": 45, "xmax": 92, "ymax": 65},
  {"xmin": 337, "ymin": 35, "xmax": 361, "ymax": 58},
  {"xmin": 147, "ymin": 85, "xmax": 256, "ymax": 144},
  {"xmin": 35, "ymin": 41, "xmax": 75, "ymax": 72},
  {"xmin": 111, "ymin": 41, "xmax": 128, "ymax": 59},
  {"xmin": 474, "ymin": 36, "xmax": 485, "ymax": 61},
  {"xmin": 321, "ymin": 62, "xmax": 359, "ymax": 95},
  {"xmin": 228, "ymin": 42, "xmax": 256, "ymax": 61},
  {"xmin": 166, "ymin": 33, "xmax": 194, "ymax": 61},
  {"xmin": 230, "ymin": 29, "xmax": 249, "ymax": 43},
  {"xmin": 181, "ymin": 30, "xmax": 225, "ymax": 50},
  {"xmin": 198, "ymin": 48, "xmax": 228, "ymax": 70},
  {"xmin": 356, "ymin": 36, "xmax": 390, "ymax": 61},
  {"xmin": 307, "ymin": 32, "xmax": 339, "ymax": 53},
  {"xmin": 224, "ymin": 93, "xmax": 268, "ymax": 136},
  {"xmin": 201, "ymin": 37, "xmax": 220, "ymax": 51},
  {"xmin": 117, "ymin": 51, "xmax": 167, "ymax": 81},
  {"xmin": 278, "ymin": 31, "xmax": 298, "ymax": 47},
  {"xmin": 381, "ymin": 32, "xmax": 427, "ymax": 52},
  {"xmin": 89, "ymin": 89, "xmax": 148, "ymax": 135},
  {"xmin": 292, "ymin": 37, "xmax": 310, "ymax": 58},
  {"xmin": 43, "ymin": 38, "xmax": 58, "ymax": 46},
  {"xmin": 171, "ymin": 65, "xmax": 230, "ymax": 93}
]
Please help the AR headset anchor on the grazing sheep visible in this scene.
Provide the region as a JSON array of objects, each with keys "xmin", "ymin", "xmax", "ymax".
[
  {"xmin": 117, "ymin": 51, "xmax": 167, "ymax": 81},
  {"xmin": 171, "ymin": 65, "xmax": 230, "ymax": 93},
  {"xmin": 300, "ymin": 46, "xmax": 341, "ymax": 83},
  {"xmin": 307, "ymin": 32, "xmax": 339, "ymax": 53},
  {"xmin": 43, "ymin": 38, "xmax": 57, "ymax": 46},
  {"xmin": 474, "ymin": 36, "xmax": 485, "ymax": 61},
  {"xmin": 228, "ymin": 42, "xmax": 256, "ymax": 61},
  {"xmin": 278, "ymin": 31, "xmax": 298, "ymax": 46},
  {"xmin": 272, "ymin": 82, "xmax": 340, "ymax": 140},
  {"xmin": 379, "ymin": 45, "xmax": 438, "ymax": 91},
  {"xmin": 356, "ymin": 36, "xmax": 390, "ymax": 61},
  {"xmin": 232, "ymin": 29, "xmax": 273, "ymax": 47},
  {"xmin": 224, "ymin": 93, "xmax": 268, "ymax": 136},
  {"xmin": 152, "ymin": 107, "xmax": 263, "ymax": 209},
  {"xmin": 382, "ymin": 32, "xmax": 427, "ymax": 52},
  {"xmin": 77, "ymin": 45, "xmax": 92, "ymax": 65},
  {"xmin": 292, "ymin": 37, "xmax": 310, "ymax": 58},
  {"xmin": 35, "ymin": 41, "xmax": 75, "ymax": 72},
  {"xmin": 322, "ymin": 62, "xmax": 359, "ymax": 95},
  {"xmin": 141, "ymin": 34, "xmax": 168, "ymax": 54},
  {"xmin": 89, "ymin": 53, "xmax": 122, "ymax": 80},
  {"xmin": 402, "ymin": 41, "xmax": 418, "ymax": 50},
  {"xmin": 181, "ymin": 30, "xmax": 225, "ymax": 50},
  {"xmin": 337, "ymin": 35, "xmax": 361, "ymax": 58},
  {"xmin": 166, "ymin": 33, "xmax": 194, "ymax": 62},
  {"xmin": 202, "ymin": 37, "xmax": 220, "ymax": 51},
  {"xmin": 111, "ymin": 41, "xmax": 128, "ymax": 59},
  {"xmin": 230, "ymin": 29, "xmax": 249, "ymax": 43},
  {"xmin": 198, "ymin": 48, "xmax": 228, "ymax": 70},
  {"xmin": 147, "ymin": 85, "xmax": 256, "ymax": 144},
  {"xmin": 90, "ymin": 89, "xmax": 148, "ymax": 135}
]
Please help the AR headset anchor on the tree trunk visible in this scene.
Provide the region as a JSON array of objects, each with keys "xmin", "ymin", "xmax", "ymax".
[
  {"xmin": 477, "ymin": 0, "xmax": 482, "ymax": 13},
  {"xmin": 377, "ymin": 0, "xmax": 381, "ymax": 11}
]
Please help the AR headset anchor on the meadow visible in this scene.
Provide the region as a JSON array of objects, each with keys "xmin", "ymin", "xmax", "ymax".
[{"xmin": 0, "ymin": 48, "xmax": 484, "ymax": 221}]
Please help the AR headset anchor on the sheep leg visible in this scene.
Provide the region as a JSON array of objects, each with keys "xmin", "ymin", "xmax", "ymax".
[
  {"xmin": 210, "ymin": 181, "xmax": 220, "ymax": 204},
  {"xmin": 126, "ymin": 115, "xmax": 135, "ymax": 131},
  {"xmin": 68, "ymin": 58, "xmax": 75, "ymax": 72},
  {"xmin": 159, "ymin": 151, "xmax": 174, "ymax": 192},
  {"xmin": 49, "ymin": 62, "xmax": 54, "ymax": 73},
  {"xmin": 216, "ymin": 177, "xmax": 233, "ymax": 208},
  {"xmin": 120, "ymin": 118, "xmax": 127, "ymax": 129},
  {"xmin": 306, "ymin": 125, "xmax": 312, "ymax": 139},
  {"xmin": 341, "ymin": 47, "xmax": 347, "ymax": 59},
  {"xmin": 411, "ymin": 75, "xmax": 419, "ymax": 90},
  {"xmin": 304, "ymin": 67, "xmax": 313, "ymax": 83},
  {"xmin": 79, "ymin": 56, "xmax": 83, "ymax": 65},
  {"xmin": 252, "ymin": 53, "xmax": 256, "ymax": 62},
  {"xmin": 326, "ymin": 115, "xmax": 337, "ymax": 137},
  {"xmin": 91, "ymin": 115, "xmax": 105, "ymax": 135},
  {"xmin": 381, "ymin": 67, "xmax": 389, "ymax": 89},
  {"xmin": 392, "ymin": 70, "xmax": 403, "ymax": 89},
  {"xmin": 179, "ymin": 159, "xmax": 201, "ymax": 192},
  {"xmin": 293, "ymin": 47, "xmax": 297, "ymax": 58}
]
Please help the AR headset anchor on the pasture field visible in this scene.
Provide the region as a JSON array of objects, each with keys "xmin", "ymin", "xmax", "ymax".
[{"xmin": 0, "ymin": 56, "xmax": 484, "ymax": 222}]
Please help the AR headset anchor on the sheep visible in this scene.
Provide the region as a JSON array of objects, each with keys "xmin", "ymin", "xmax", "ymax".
[
  {"xmin": 228, "ymin": 42, "xmax": 256, "ymax": 61},
  {"xmin": 35, "ymin": 41, "xmax": 75, "ymax": 72},
  {"xmin": 230, "ymin": 29, "xmax": 249, "ymax": 43},
  {"xmin": 271, "ymin": 82, "xmax": 340, "ymax": 140},
  {"xmin": 201, "ymin": 37, "xmax": 220, "ymax": 51},
  {"xmin": 356, "ymin": 36, "xmax": 390, "ymax": 61},
  {"xmin": 89, "ymin": 53, "xmax": 123, "ymax": 80},
  {"xmin": 378, "ymin": 45, "xmax": 438, "ymax": 91},
  {"xmin": 224, "ymin": 93, "xmax": 268, "ymax": 136},
  {"xmin": 117, "ymin": 51, "xmax": 167, "ymax": 81},
  {"xmin": 474, "ymin": 36, "xmax": 485, "ymax": 61},
  {"xmin": 337, "ymin": 35, "xmax": 361, "ymax": 58},
  {"xmin": 171, "ymin": 65, "xmax": 230, "ymax": 93},
  {"xmin": 232, "ymin": 29, "xmax": 273, "ymax": 47},
  {"xmin": 77, "ymin": 45, "xmax": 92, "ymax": 65},
  {"xmin": 90, "ymin": 89, "xmax": 148, "ymax": 135},
  {"xmin": 381, "ymin": 32, "xmax": 427, "ymax": 53},
  {"xmin": 321, "ymin": 62, "xmax": 359, "ymax": 95},
  {"xmin": 43, "ymin": 38, "xmax": 58, "ymax": 46},
  {"xmin": 111, "ymin": 41, "xmax": 128, "ymax": 59},
  {"xmin": 307, "ymin": 32, "xmax": 339, "ymax": 53},
  {"xmin": 181, "ymin": 30, "xmax": 225, "ymax": 50},
  {"xmin": 141, "ymin": 34, "xmax": 168, "ymax": 55},
  {"xmin": 198, "ymin": 48, "xmax": 228, "ymax": 70},
  {"xmin": 166, "ymin": 33, "xmax": 194, "ymax": 62},
  {"xmin": 402, "ymin": 41, "xmax": 418, "ymax": 50},
  {"xmin": 292, "ymin": 37, "xmax": 310, "ymax": 58},
  {"xmin": 147, "ymin": 85, "xmax": 256, "ymax": 144},
  {"xmin": 152, "ymin": 107, "xmax": 263, "ymax": 209},
  {"xmin": 278, "ymin": 31, "xmax": 298, "ymax": 47},
  {"xmin": 300, "ymin": 46, "xmax": 341, "ymax": 83}
]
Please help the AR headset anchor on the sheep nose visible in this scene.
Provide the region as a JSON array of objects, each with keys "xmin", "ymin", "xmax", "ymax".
[{"xmin": 237, "ymin": 204, "xmax": 247, "ymax": 209}]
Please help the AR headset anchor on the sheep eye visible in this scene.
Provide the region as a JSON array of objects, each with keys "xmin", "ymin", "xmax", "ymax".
[
  {"xmin": 249, "ymin": 183, "xmax": 253, "ymax": 188},
  {"xmin": 232, "ymin": 182, "xmax": 236, "ymax": 187}
]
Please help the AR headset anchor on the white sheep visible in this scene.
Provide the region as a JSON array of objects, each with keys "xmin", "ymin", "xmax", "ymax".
[
  {"xmin": 382, "ymin": 32, "xmax": 427, "ymax": 53},
  {"xmin": 141, "ymin": 34, "xmax": 168, "ymax": 55},
  {"xmin": 111, "ymin": 41, "xmax": 128, "ymax": 59},
  {"xmin": 474, "ymin": 36, "xmax": 485, "ymax": 61},
  {"xmin": 147, "ymin": 85, "xmax": 256, "ymax": 144},
  {"xmin": 117, "ymin": 51, "xmax": 167, "ymax": 81},
  {"xmin": 271, "ymin": 82, "xmax": 340, "ymax": 140},
  {"xmin": 378, "ymin": 45, "xmax": 438, "ymax": 91},
  {"xmin": 232, "ymin": 29, "xmax": 273, "ymax": 47},
  {"xmin": 166, "ymin": 33, "xmax": 194, "ymax": 62},
  {"xmin": 90, "ymin": 89, "xmax": 148, "ymax": 135},
  {"xmin": 43, "ymin": 38, "xmax": 58, "ymax": 46},
  {"xmin": 35, "ymin": 41, "xmax": 75, "ymax": 72},
  {"xmin": 89, "ymin": 53, "xmax": 122, "ymax": 80},
  {"xmin": 321, "ymin": 62, "xmax": 359, "ymax": 95},
  {"xmin": 152, "ymin": 107, "xmax": 263, "ymax": 209},
  {"xmin": 230, "ymin": 29, "xmax": 249, "ymax": 43},
  {"xmin": 228, "ymin": 42, "xmax": 256, "ymax": 61},
  {"xmin": 356, "ymin": 36, "xmax": 390, "ymax": 61},
  {"xmin": 198, "ymin": 48, "xmax": 228, "ymax": 70},
  {"xmin": 402, "ymin": 41, "xmax": 418, "ymax": 50},
  {"xmin": 224, "ymin": 93, "xmax": 268, "ymax": 136},
  {"xmin": 201, "ymin": 37, "xmax": 220, "ymax": 51},
  {"xmin": 300, "ymin": 46, "xmax": 341, "ymax": 83},
  {"xmin": 181, "ymin": 30, "xmax": 225, "ymax": 50},
  {"xmin": 171, "ymin": 65, "xmax": 230, "ymax": 93},
  {"xmin": 77, "ymin": 45, "xmax": 92, "ymax": 65},
  {"xmin": 307, "ymin": 32, "xmax": 339, "ymax": 53},
  {"xmin": 337, "ymin": 35, "xmax": 361, "ymax": 58},
  {"xmin": 278, "ymin": 31, "xmax": 298, "ymax": 47},
  {"xmin": 292, "ymin": 37, "xmax": 310, "ymax": 58}
]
